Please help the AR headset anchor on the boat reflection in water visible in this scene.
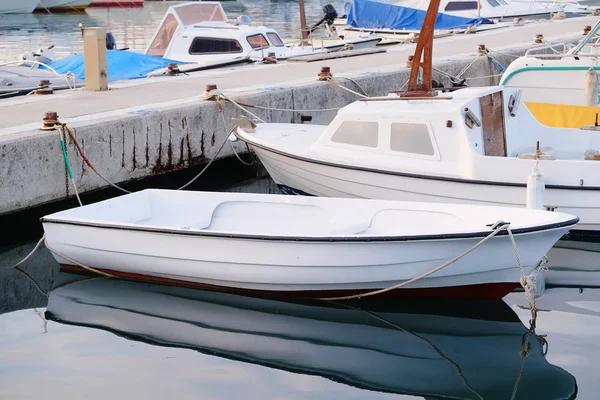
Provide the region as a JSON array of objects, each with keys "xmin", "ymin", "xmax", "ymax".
[
  {"xmin": 546, "ymin": 237, "xmax": 600, "ymax": 287},
  {"xmin": 45, "ymin": 270, "xmax": 577, "ymax": 400}
]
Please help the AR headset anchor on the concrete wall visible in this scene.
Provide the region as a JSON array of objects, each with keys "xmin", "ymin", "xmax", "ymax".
[{"xmin": 0, "ymin": 41, "xmax": 569, "ymax": 215}]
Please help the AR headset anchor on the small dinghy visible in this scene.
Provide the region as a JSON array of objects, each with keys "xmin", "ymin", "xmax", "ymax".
[{"xmin": 42, "ymin": 190, "xmax": 577, "ymax": 299}]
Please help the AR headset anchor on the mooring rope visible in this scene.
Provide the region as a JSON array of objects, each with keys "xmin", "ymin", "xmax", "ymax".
[
  {"xmin": 43, "ymin": 237, "xmax": 114, "ymax": 278},
  {"xmin": 0, "ymin": 235, "xmax": 46, "ymax": 270},
  {"xmin": 317, "ymin": 221, "xmax": 533, "ymax": 304}
]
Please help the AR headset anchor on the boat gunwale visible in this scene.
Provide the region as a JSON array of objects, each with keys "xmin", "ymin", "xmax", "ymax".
[
  {"xmin": 41, "ymin": 216, "xmax": 579, "ymax": 242},
  {"xmin": 236, "ymin": 129, "xmax": 600, "ymax": 191}
]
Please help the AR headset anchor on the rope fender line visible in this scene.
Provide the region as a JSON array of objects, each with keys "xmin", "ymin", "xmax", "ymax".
[{"xmin": 317, "ymin": 221, "xmax": 534, "ymax": 303}]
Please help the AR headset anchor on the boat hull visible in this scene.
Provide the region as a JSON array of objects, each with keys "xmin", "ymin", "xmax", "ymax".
[
  {"xmin": 43, "ymin": 219, "xmax": 569, "ymax": 299},
  {"xmin": 0, "ymin": 0, "xmax": 38, "ymax": 13},
  {"xmin": 35, "ymin": 1, "xmax": 91, "ymax": 12},
  {"xmin": 252, "ymin": 145, "xmax": 600, "ymax": 235}
]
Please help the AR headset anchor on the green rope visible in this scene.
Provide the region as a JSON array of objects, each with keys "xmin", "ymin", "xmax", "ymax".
[{"xmin": 60, "ymin": 139, "xmax": 74, "ymax": 179}]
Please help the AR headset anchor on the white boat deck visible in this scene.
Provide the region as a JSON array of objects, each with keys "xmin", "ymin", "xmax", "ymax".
[
  {"xmin": 0, "ymin": 16, "xmax": 597, "ymax": 139},
  {"xmin": 42, "ymin": 189, "xmax": 577, "ymax": 238}
]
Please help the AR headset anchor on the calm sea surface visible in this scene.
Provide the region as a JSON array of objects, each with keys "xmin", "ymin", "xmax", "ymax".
[{"xmin": 0, "ymin": 0, "xmax": 347, "ymax": 64}]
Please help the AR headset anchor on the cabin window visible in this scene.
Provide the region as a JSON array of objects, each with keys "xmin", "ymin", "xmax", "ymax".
[
  {"xmin": 444, "ymin": 1, "xmax": 479, "ymax": 11},
  {"xmin": 147, "ymin": 14, "xmax": 178, "ymax": 57},
  {"xmin": 189, "ymin": 37, "xmax": 243, "ymax": 54},
  {"xmin": 331, "ymin": 121, "xmax": 378, "ymax": 148},
  {"xmin": 175, "ymin": 4, "xmax": 227, "ymax": 26},
  {"xmin": 267, "ymin": 32, "xmax": 285, "ymax": 47},
  {"xmin": 390, "ymin": 123, "xmax": 435, "ymax": 155},
  {"xmin": 247, "ymin": 34, "xmax": 269, "ymax": 49},
  {"xmin": 487, "ymin": 0, "xmax": 501, "ymax": 6}
]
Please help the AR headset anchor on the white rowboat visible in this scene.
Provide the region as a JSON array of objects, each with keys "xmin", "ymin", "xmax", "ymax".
[{"xmin": 42, "ymin": 189, "xmax": 577, "ymax": 299}]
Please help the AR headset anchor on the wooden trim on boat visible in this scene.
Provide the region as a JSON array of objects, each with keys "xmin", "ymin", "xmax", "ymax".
[
  {"xmin": 41, "ymin": 217, "xmax": 579, "ymax": 242},
  {"xmin": 52, "ymin": 263, "xmax": 522, "ymax": 300},
  {"xmin": 238, "ymin": 134, "xmax": 600, "ymax": 191}
]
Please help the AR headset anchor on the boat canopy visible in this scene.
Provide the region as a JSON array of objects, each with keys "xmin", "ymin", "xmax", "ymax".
[
  {"xmin": 44, "ymin": 50, "xmax": 184, "ymax": 82},
  {"xmin": 344, "ymin": 0, "xmax": 491, "ymax": 30},
  {"xmin": 146, "ymin": 2, "xmax": 228, "ymax": 57}
]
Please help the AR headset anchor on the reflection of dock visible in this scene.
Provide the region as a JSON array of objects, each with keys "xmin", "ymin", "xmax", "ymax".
[
  {"xmin": 0, "ymin": 16, "xmax": 598, "ymax": 216},
  {"xmin": 545, "ymin": 238, "xmax": 600, "ymax": 287},
  {"xmin": 46, "ymin": 272, "xmax": 577, "ymax": 399}
]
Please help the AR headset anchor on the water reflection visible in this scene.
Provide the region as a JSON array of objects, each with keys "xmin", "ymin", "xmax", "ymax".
[
  {"xmin": 38, "ymin": 270, "xmax": 576, "ymax": 400},
  {"xmin": 546, "ymin": 238, "xmax": 600, "ymax": 287},
  {"xmin": 0, "ymin": 243, "xmax": 56, "ymax": 315}
]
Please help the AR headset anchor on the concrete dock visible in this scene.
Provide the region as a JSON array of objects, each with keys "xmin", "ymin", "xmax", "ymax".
[{"xmin": 0, "ymin": 16, "xmax": 598, "ymax": 215}]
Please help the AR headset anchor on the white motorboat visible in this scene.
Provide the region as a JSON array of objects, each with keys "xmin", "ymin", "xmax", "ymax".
[
  {"xmin": 501, "ymin": 19, "xmax": 600, "ymax": 128},
  {"xmin": 45, "ymin": 272, "xmax": 577, "ymax": 400},
  {"xmin": 41, "ymin": 189, "xmax": 576, "ymax": 299},
  {"xmin": 235, "ymin": 85, "xmax": 600, "ymax": 235},
  {"xmin": 144, "ymin": 2, "xmax": 380, "ymax": 64},
  {"xmin": 0, "ymin": 0, "xmax": 38, "ymax": 14},
  {"xmin": 36, "ymin": 0, "xmax": 91, "ymax": 12},
  {"xmin": 0, "ymin": 46, "xmax": 82, "ymax": 97},
  {"xmin": 332, "ymin": 0, "xmax": 524, "ymax": 44},
  {"xmin": 236, "ymin": 0, "xmax": 600, "ymax": 236},
  {"xmin": 391, "ymin": 0, "xmax": 585, "ymax": 19}
]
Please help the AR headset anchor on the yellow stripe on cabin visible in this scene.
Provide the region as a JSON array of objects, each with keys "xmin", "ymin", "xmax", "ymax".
[{"xmin": 525, "ymin": 102, "xmax": 600, "ymax": 129}]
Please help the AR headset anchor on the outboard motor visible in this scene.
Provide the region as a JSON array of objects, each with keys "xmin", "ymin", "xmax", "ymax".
[
  {"xmin": 322, "ymin": 4, "xmax": 338, "ymax": 25},
  {"xmin": 309, "ymin": 4, "xmax": 338, "ymax": 34},
  {"xmin": 106, "ymin": 32, "xmax": 117, "ymax": 50}
]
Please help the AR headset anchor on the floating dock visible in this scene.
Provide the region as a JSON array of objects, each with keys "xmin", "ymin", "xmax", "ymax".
[{"xmin": 0, "ymin": 16, "xmax": 597, "ymax": 215}]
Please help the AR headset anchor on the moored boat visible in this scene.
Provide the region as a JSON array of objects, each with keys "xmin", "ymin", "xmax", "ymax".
[
  {"xmin": 44, "ymin": 272, "xmax": 578, "ymax": 399},
  {"xmin": 144, "ymin": 2, "xmax": 380, "ymax": 64},
  {"xmin": 236, "ymin": 0, "xmax": 600, "ymax": 236},
  {"xmin": 41, "ymin": 189, "xmax": 577, "ymax": 299},
  {"xmin": 0, "ymin": 0, "xmax": 38, "ymax": 14},
  {"xmin": 501, "ymin": 20, "xmax": 600, "ymax": 129},
  {"xmin": 35, "ymin": 0, "xmax": 92, "ymax": 12}
]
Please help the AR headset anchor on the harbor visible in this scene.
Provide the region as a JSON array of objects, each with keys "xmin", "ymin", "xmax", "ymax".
[
  {"xmin": 1, "ymin": 14, "xmax": 599, "ymax": 215},
  {"xmin": 2, "ymin": 0, "xmax": 600, "ymax": 398}
]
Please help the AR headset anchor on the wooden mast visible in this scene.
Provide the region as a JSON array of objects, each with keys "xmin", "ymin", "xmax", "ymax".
[{"xmin": 400, "ymin": 0, "xmax": 442, "ymax": 98}]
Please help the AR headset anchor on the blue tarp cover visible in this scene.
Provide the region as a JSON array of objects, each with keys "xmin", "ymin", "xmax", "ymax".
[
  {"xmin": 43, "ymin": 50, "xmax": 184, "ymax": 82},
  {"xmin": 345, "ymin": 0, "xmax": 491, "ymax": 30}
]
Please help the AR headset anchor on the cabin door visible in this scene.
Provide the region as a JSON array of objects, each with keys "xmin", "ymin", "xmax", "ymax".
[{"xmin": 479, "ymin": 92, "xmax": 506, "ymax": 157}]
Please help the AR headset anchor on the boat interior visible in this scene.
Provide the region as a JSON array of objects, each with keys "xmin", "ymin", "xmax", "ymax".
[{"xmin": 42, "ymin": 189, "xmax": 569, "ymax": 237}]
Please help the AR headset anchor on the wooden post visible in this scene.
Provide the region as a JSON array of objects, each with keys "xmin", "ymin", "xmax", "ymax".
[
  {"xmin": 299, "ymin": 0, "xmax": 309, "ymax": 42},
  {"xmin": 82, "ymin": 27, "xmax": 108, "ymax": 91},
  {"xmin": 400, "ymin": 0, "xmax": 441, "ymax": 98}
]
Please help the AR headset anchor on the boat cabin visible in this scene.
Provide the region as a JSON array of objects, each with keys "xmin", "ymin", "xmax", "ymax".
[
  {"xmin": 311, "ymin": 85, "xmax": 600, "ymax": 184},
  {"xmin": 145, "ymin": 2, "xmax": 289, "ymax": 62}
]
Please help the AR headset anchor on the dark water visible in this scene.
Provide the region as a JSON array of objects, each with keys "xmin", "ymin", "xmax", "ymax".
[{"xmin": 0, "ymin": 0, "xmax": 347, "ymax": 64}]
